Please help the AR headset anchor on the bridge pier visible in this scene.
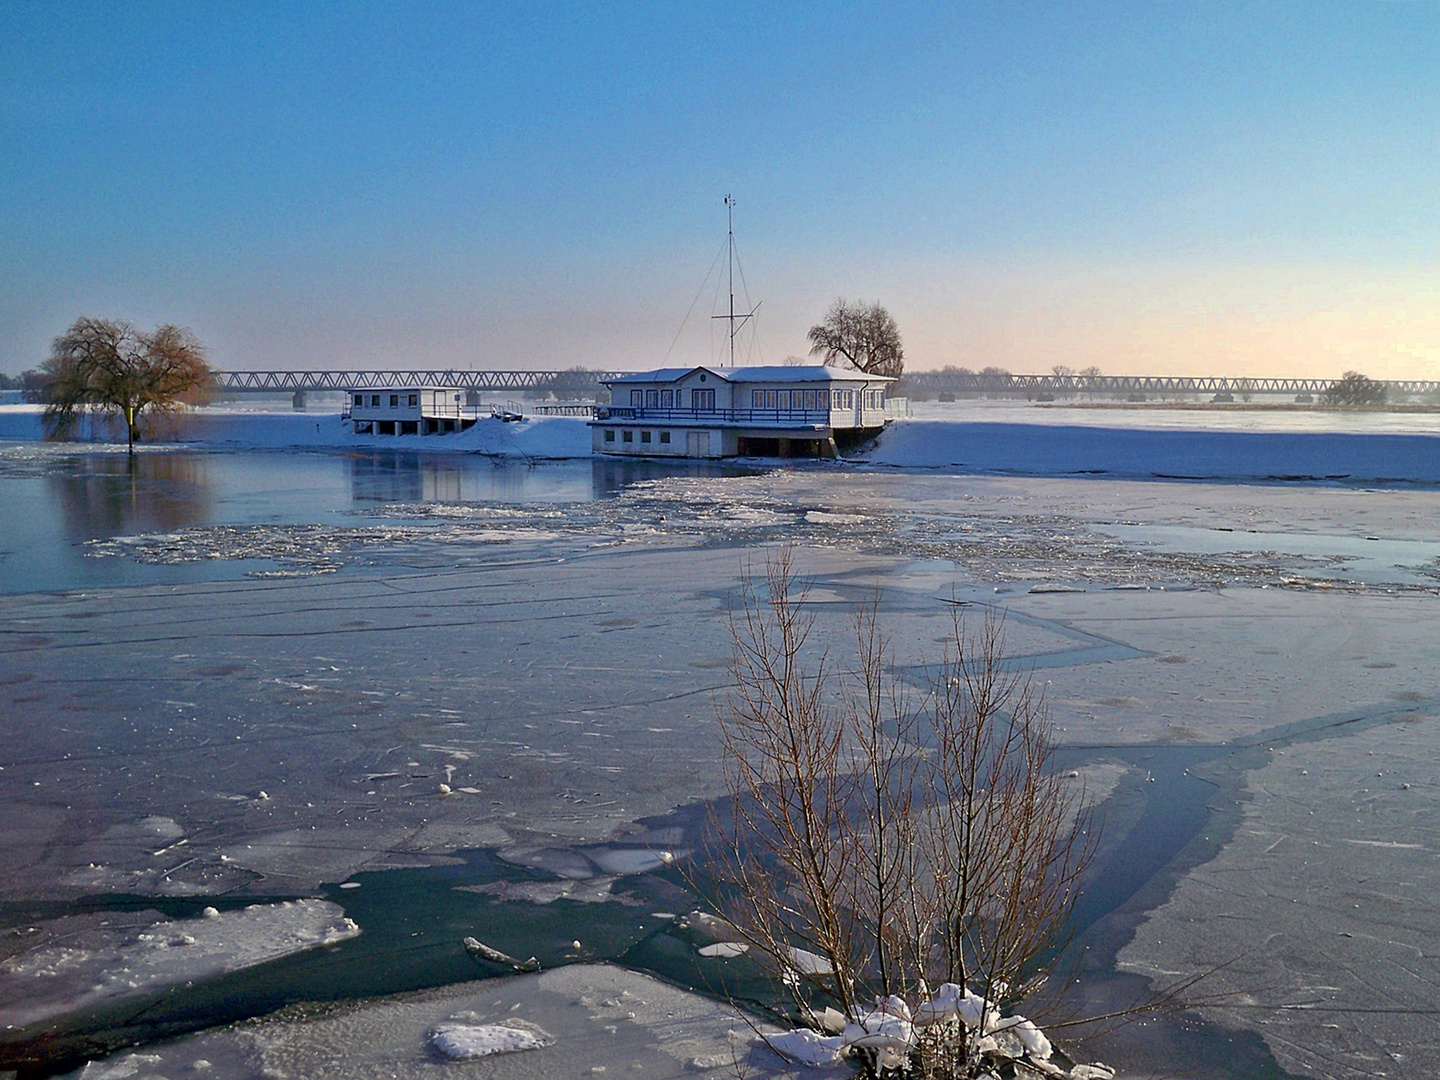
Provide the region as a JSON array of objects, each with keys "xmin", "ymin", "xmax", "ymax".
[{"xmin": 292, "ymin": 390, "xmax": 307, "ymax": 411}]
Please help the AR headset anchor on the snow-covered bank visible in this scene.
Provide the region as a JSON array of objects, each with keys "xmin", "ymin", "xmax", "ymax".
[
  {"xmin": 0, "ymin": 406, "xmax": 593, "ymax": 458},
  {"xmin": 859, "ymin": 419, "xmax": 1440, "ymax": 484},
  {"xmin": 7, "ymin": 405, "xmax": 1440, "ymax": 485}
]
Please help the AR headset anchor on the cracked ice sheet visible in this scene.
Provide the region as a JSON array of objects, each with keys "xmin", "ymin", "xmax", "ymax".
[
  {"xmin": 1117, "ymin": 720, "xmax": 1440, "ymax": 1080},
  {"xmin": 0, "ymin": 899, "xmax": 358, "ymax": 1029},
  {"xmin": 5, "ymin": 470, "xmax": 1440, "ymax": 1077},
  {"xmin": 2, "ymin": 473, "xmax": 1440, "ymax": 906},
  {"xmin": 1006, "ymin": 587, "xmax": 1440, "ymax": 745},
  {"xmin": 1, "ymin": 543, "xmax": 931, "ymax": 901},
  {"xmin": 0, "ymin": 534, "xmax": 1145, "ymax": 904},
  {"xmin": 61, "ymin": 964, "xmax": 822, "ymax": 1080}
]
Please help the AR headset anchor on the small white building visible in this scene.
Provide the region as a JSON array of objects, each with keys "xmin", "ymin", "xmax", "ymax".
[
  {"xmin": 348, "ymin": 387, "xmax": 476, "ymax": 436},
  {"xmin": 591, "ymin": 365, "xmax": 893, "ymax": 458}
]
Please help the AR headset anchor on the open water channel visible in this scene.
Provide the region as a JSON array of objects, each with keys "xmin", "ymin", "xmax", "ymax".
[{"xmin": 2, "ymin": 437, "xmax": 1439, "ymax": 1079}]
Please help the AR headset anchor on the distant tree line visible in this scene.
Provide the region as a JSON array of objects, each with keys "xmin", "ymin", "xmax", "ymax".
[{"xmin": 0, "ymin": 369, "xmax": 46, "ymax": 398}]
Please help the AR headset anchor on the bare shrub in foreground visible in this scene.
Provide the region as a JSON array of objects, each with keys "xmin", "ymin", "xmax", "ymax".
[{"xmin": 713, "ymin": 550, "xmax": 1096, "ymax": 1077}]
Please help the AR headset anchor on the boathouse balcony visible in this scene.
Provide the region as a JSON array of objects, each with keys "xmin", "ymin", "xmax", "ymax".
[{"xmin": 596, "ymin": 405, "xmax": 833, "ymax": 426}]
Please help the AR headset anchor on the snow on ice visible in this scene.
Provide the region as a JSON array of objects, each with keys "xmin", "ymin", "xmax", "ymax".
[{"xmin": 0, "ymin": 899, "xmax": 359, "ymax": 1028}]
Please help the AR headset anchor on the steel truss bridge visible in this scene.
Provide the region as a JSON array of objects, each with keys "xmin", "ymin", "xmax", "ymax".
[
  {"xmin": 211, "ymin": 369, "xmax": 1440, "ymax": 398},
  {"xmin": 213, "ymin": 369, "xmax": 625, "ymax": 394},
  {"xmin": 897, "ymin": 372, "xmax": 1440, "ymax": 396}
]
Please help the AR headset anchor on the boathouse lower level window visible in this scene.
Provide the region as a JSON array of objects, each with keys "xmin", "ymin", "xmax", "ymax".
[
  {"xmin": 659, "ymin": 430, "xmax": 671, "ymax": 444},
  {"xmin": 641, "ymin": 430, "xmax": 652, "ymax": 444},
  {"xmin": 604, "ymin": 429, "xmax": 615, "ymax": 442},
  {"xmin": 623, "ymin": 430, "xmax": 633, "ymax": 443}
]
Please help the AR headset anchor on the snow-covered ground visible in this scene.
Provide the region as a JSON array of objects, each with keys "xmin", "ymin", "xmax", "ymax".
[
  {"xmin": 7, "ymin": 401, "xmax": 1440, "ymax": 485},
  {"xmin": 859, "ymin": 416, "xmax": 1440, "ymax": 483},
  {"xmin": 0, "ymin": 406, "xmax": 592, "ymax": 458},
  {"xmin": 61, "ymin": 965, "xmax": 806, "ymax": 1080}
]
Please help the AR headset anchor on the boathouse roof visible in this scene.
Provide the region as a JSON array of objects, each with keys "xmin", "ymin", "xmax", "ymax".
[{"xmin": 604, "ymin": 365, "xmax": 894, "ymax": 385}]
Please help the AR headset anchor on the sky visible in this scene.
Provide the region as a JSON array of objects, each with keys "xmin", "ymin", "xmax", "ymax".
[{"xmin": 2, "ymin": 1, "xmax": 1437, "ymax": 379}]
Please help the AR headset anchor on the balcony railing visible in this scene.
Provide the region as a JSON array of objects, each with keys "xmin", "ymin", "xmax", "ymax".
[{"xmin": 597, "ymin": 406, "xmax": 837, "ymax": 425}]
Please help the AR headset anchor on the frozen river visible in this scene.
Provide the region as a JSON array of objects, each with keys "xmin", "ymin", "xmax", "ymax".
[{"xmin": 1, "ymin": 434, "xmax": 1439, "ymax": 1079}]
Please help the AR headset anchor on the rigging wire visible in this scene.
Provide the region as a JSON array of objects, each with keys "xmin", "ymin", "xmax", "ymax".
[
  {"xmin": 730, "ymin": 240, "xmax": 764, "ymax": 366},
  {"xmin": 661, "ymin": 239, "xmax": 728, "ymax": 367}
]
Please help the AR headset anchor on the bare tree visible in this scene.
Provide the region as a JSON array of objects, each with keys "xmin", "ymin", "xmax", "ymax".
[
  {"xmin": 808, "ymin": 299, "xmax": 905, "ymax": 379},
  {"xmin": 41, "ymin": 317, "xmax": 212, "ymax": 453},
  {"xmin": 713, "ymin": 551, "xmax": 1096, "ymax": 1077}
]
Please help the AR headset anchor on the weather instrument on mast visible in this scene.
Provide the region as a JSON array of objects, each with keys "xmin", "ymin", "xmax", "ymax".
[{"xmin": 712, "ymin": 195, "xmax": 761, "ymax": 367}]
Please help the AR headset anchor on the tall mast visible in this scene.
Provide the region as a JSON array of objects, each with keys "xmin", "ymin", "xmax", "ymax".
[
  {"xmin": 727, "ymin": 194, "xmax": 735, "ymax": 369},
  {"xmin": 713, "ymin": 194, "xmax": 760, "ymax": 368}
]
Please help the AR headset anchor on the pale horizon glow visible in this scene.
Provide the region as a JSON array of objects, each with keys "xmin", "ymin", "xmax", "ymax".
[{"xmin": 2, "ymin": 3, "xmax": 1437, "ymax": 380}]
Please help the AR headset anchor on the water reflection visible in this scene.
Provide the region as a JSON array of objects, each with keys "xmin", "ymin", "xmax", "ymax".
[
  {"xmin": 4, "ymin": 448, "xmax": 769, "ymax": 595},
  {"xmin": 341, "ymin": 449, "xmax": 761, "ymax": 506},
  {"xmin": 45, "ymin": 454, "xmax": 215, "ymax": 541},
  {"xmin": 590, "ymin": 456, "xmax": 761, "ymax": 497}
]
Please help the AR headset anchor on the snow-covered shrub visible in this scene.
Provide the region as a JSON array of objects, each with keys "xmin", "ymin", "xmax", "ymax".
[{"xmin": 712, "ymin": 550, "xmax": 1100, "ymax": 1078}]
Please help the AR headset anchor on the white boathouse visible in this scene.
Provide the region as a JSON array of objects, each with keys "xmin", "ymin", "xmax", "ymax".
[
  {"xmin": 347, "ymin": 387, "xmax": 476, "ymax": 436},
  {"xmin": 590, "ymin": 365, "xmax": 893, "ymax": 458}
]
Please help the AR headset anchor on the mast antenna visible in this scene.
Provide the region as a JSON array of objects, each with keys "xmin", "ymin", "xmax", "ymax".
[{"xmin": 712, "ymin": 194, "xmax": 761, "ymax": 367}]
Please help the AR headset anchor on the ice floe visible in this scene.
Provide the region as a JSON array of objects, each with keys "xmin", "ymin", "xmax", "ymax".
[{"xmin": 0, "ymin": 899, "xmax": 359, "ymax": 1029}]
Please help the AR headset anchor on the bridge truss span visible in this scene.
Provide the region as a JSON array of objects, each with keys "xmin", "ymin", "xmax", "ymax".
[
  {"xmin": 211, "ymin": 369, "xmax": 1440, "ymax": 398},
  {"xmin": 213, "ymin": 370, "xmax": 628, "ymax": 393}
]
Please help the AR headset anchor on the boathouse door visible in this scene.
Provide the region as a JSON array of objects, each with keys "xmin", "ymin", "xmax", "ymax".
[{"xmin": 686, "ymin": 431, "xmax": 710, "ymax": 457}]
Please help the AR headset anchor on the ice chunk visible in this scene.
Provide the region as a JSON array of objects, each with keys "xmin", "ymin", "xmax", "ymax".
[
  {"xmin": 139, "ymin": 816, "xmax": 185, "ymax": 842},
  {"xmin": 0, "ymin": 899, "xmax": 360, "ymax": 1028},
  {"xmin": 462, "ymin": 937, "xmax": 540, "ymax": 973},
  {"xmin": 787, "ymin": 946, "xmax": 834, "ymax": 976},
  {"xmin": 76, "ymin": 1052, "xmax": 164, "ymax": 1078},
  {"xmin": 429, "ymin": 1021, "xmax": 553, "ymax": 1058},
  {"xmin": 763, "ymin": 1028, "xmax": 845, "ymax": 1066},
  {"xmin": 498, "ymin": 847, "xmax": 598, "ymax": 880},
  {"xmin": 581, "ymin": 845, "xmax": 681, "ymax": 875},
  {"xmin": 697, "ymin": 942, "xmax": 748, "ymax": 958}
]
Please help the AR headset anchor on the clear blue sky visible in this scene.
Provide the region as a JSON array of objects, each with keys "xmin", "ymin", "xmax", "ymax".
[{"xmin": 3, "ymin": 2, "xmax": 1437, "ymax": 377}]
